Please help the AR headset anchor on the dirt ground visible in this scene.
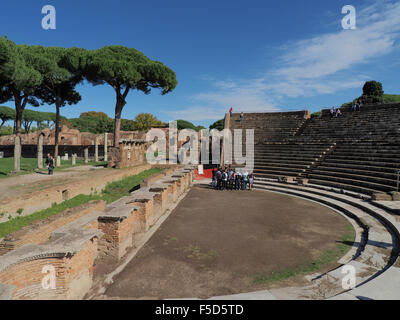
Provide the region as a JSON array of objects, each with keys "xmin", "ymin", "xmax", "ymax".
[{"xmin": 104, "ymin": 184, "xmax": 350, "ymax": 299}]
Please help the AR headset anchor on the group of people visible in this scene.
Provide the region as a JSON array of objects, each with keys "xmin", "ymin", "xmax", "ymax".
[
  {"xmin": 330, "ymin": 100, "xmax": 363, "ymax": 118},
  {"xmin": 211, "ymin": 167, "xmax": 255, "ymax": 191},
  {"xmin": 229, "ymin": 108, "xmax": 244, "ymax": 123},
  {"xmin": 330, "ymin": 106, "xmax": 342, "ymax": 118}
]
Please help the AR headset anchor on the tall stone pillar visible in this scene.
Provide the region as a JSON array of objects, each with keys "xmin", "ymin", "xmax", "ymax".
[
  {"xmin": 72, "ymin": 154, "xmax": 76, "ymax": 165},
  {"xmin": 56, "ymin": 156, "xmax": 61, "ymax": 167},
  {"xmin": 14, "ymin": 136, "xmax": 21, "ymax": 172},
  {"xmin": 95, "ymin": 138, "xmax": 99, "ymax": 162},
  {"xmin": 104, "ymin": 133, "xmax": 108, "ymax": 161},
  {"xmin": 84, "ymin": 147, "xmax": 89, "ymax": 164},
  {"xmin": 37, "ymin": 133, "xmax": 43, "ymax": 169}
]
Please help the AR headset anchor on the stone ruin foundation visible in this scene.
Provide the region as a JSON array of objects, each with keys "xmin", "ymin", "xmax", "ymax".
[{"xmin": 0, "ymin": 166, "xmax": 195, "ymax": 300}]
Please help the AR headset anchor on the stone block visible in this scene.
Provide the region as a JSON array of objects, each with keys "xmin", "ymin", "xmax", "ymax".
[
  {"xmin": 390, "ymin": 191, "xmax": 400, "ymax": 201},
  {"xmin": 372, "ymin": 193, "xmax": 392, "ymax": 201},
  {"xmin": 297, "ymin": 178, "xmax": 309, "ymax": 185}
]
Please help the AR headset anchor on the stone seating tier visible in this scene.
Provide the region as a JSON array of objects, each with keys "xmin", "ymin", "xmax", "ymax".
[{"xmin": 227, "ymin": 103, "xmax": 400, "ymax": 195}]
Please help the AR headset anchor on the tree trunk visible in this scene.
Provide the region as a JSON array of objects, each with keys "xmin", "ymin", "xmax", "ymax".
[
  {"xmin": 114, "ymin": 108, "xmax": 122, "ymax": 147},
  {"xmin": 54, "ymin": 102, "xmax": 60, "ymax": 159},
  {"xmin": 113, "ymin": 93, "xmax": 126, "ymax": 147},
  {"xmin": 0, "ymin": 119, "xmax": 5, "ymax": 132},
  {"xmin": 13, "ymin": 94, "xmax": 25, "ymax": 172},
  {"xmin": 15, "ymin": 105, "xmax": 23, "ymax": 136}
]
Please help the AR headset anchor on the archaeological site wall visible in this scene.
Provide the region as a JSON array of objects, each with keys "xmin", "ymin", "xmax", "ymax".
[{"xmin": 0, "ymin": 166, "xmax": 195, "ymax": 300}]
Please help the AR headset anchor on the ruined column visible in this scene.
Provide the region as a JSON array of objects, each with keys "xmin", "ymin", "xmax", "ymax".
[
  {"xmin": 95, "ymin": 138, "xmax": 99, "ymax": 162},
  {"xmin": 84, "ymin": 147, "xmax": 89, "ymax": 164},
  {"xmin": 72, "ymin": 154, "xmax": 76, "ymax": 165},
  {"xmin": 56, "ymin": 156, "xmax": 61, "ymax": 167},
  {"xmin": 14, "ymin": 136, "xmax": 21, "ymax": 172},
  {"xmin": 104, "ymin": 133, "xmax": 108, "ymax": 161},
  {"xmin": 37, "ymin": 133, "xmax": 43, "ymax": 169}
]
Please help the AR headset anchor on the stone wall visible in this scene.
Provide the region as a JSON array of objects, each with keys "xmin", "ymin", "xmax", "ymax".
[
  {"xmin": 107, "ymin": 139, "xmax": 151, "ymax": 169},
  {"xmin": 0, "ymin": 164, "xmax": 152, "ymax": 221},
  {"xmin": 0, "ymin": 200, "xmax": 106, "ymax": 256},
  {"xmin": 0, "ymin": 166, "xmax": 195, "ymax": 300}
]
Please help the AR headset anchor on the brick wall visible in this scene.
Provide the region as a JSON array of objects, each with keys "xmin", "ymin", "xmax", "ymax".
[
  {"xmin": 0, "ymin": 166, "xmax": 195, "ymax": 300},
  {"xmin": 0, "ymin": 200, "xmax": 106, "ymax": 256}
]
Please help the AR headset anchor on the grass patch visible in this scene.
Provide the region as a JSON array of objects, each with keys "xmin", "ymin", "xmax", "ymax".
[
  {"xmin": 0, "ymin": 157, "xmax": 108, "ymax": 179},
  {"xmin": 0, "ymin": 158, "xmax": 38, "ymax": 177},
  {"xmin": 101, "ymin": 167, "xmax": 162, "ymax": 204},
  {"xmin": 253, "ymin": 222, "xmax": 356, "ymax": 285},
  {"xmin": 0, "ymin": 194, "xmax": 102, "ymax": 238},
  {"xmin": 0, "ymin": 167, "xmax": 162, "ymax": 238},
  {"xmin": 383, "ymin": 94, "xmax": 400, "ymax": 103}
]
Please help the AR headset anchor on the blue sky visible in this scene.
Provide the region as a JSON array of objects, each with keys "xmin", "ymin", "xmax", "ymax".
[{"xmin": 0, "ymin": 0, "xmax": 399, "ymax": 127}]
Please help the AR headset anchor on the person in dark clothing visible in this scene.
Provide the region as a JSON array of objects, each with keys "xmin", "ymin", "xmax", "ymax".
[
  {"xmin": 45, "ymin": 153, "xmax": 51, "ymax": 166},
  {"xmin": 216, "ymin": 168, "xmax": 222, "ymax": 190},
  {"xmin": 46, "ymin": 154, "xmax": 54, "ymax": 175},
  {"xmin": 228, "ymin": 169, "xmax": 235, "ymax": 190},
  {"xmin": 212, "ymin": 168, "xmax": 217, "ymax": 189},
  {"xmin": 235, "ymin": 171, "xmax": 242, "ymax": 190}
]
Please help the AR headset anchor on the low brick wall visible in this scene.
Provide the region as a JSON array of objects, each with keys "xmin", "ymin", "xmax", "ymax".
[
  {"xmin": 0, "ymin": 200, "xmax": 106, "ymax": 256},
  {"xmin": 0, "ymin": 230, "xmax": 100, "ymax": 300},
  {"xmin": 0, "ymin": 166, "xmax": 195, "ymax": 300},
  {"xmin": 97, "ymin": 167, "xmax": 194, "ymax": 261},
  {"xmin": 0, "ymin": 163, "xmax": 152, "ymax": 221}
]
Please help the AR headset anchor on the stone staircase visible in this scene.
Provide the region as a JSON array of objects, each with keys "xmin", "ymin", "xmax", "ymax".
[
  {"xmin": 307, "ymin": 142, "xmax": 400, "ymax": 195},
  {"xmin": 229, "ymin": 111, "xmax": 309, "ymax": 144},
  {"xmin": 227, "ymin": 103, "xmax": 400, "ymax": 196}
]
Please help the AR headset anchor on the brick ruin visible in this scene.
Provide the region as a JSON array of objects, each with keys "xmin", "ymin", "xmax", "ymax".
[
  {"xmin": 0, "ymin": 166, "xmax": 195, "ymax": 300},
  {"xmin": 108, "ymin": 139, "xmax": 150, "ymax": 169},
  {"xmin": 0, "ymin": 126, "xmax": 200, "ymax": 170},
  {"xmin": 0, "ymin": 125, "xmax": 145, "ymax": 146}
]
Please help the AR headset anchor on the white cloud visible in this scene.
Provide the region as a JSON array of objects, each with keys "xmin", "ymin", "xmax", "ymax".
[{"xmin": 169, "ymin": 1, "xmax": 400, "ymax": 122}]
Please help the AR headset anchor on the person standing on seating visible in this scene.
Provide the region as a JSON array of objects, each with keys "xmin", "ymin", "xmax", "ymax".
[
  {"xmin": 229, "ymin": 107, "xmax": 233, "ymax": 117},
  {"xmin": 352, "ymin": 101, "xmax": 358, "ymax": 112},
  {"xmin": 330, "ymin": 107, "xmax": 335, "ymax": 118},
  {"xmin": 357, "ymin": 99, "xmax": 362, "ymax": 111},
  {"xmin": 240, "ymin": 112, "xmax": 244, "ymax": 122}
]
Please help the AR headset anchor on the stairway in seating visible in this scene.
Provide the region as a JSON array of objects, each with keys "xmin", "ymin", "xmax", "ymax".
[{"xmin": 300, "ymin": 143, "xmax": 337, "ymax": 178}]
